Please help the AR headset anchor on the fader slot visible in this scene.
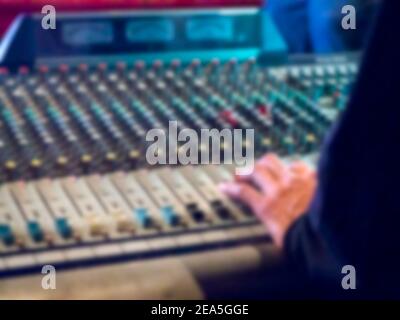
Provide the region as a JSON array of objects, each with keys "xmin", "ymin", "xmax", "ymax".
[
  {"xmin": 188, "ymin": 166, "xmax": 270, "ymax": 243},
  {"xmin": 157, "ymin": 167, "xmax": 218, "ymax": 225},
  {"xmin": 85, "ymin": 174, "xmax": 136, "ymax": 235},
  {"xmin": 9, "ymin": 182, "xmax": 59, "ymax": 246},
  {"xmin": 134, "ymin": 169, "xmax": 191, "ymax": 229},
  {"xmin": 61, "ymin": 177, "xmax": 114, "ymax": 238},
  {"xmin": 203, "ymin": 165, "xmax": 256, "ymax": 220},
  {"xmin": 36, "ymin": 178, "xmax": 87, "ymax": 241},
  {"xmin": 110, "ymin": 171, "xmax": 161, "ymax": 232},
  {"xmin": 180, "ymin": 166, "xmax": 244, "ymax": 222},
  {"xmin": 0, "ymin": 186, "xmax": 28, "ymax": 250}
]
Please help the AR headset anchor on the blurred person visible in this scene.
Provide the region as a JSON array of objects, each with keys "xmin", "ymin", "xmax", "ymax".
[
  {"xmin": 266, "ymin": 0, "xmax": 381, "ymax": 53},
  {"xmin": 221, "ymin": 0, "xmax": 400, "ymax": 298}
]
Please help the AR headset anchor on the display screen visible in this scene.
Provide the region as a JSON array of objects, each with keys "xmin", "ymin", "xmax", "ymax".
[
  {"xmin": 62, "ymin": 22, "xmax": 114, "ymax": 46},
  {"xmin": 30, "ymin": 9, "xmax": 262, "ymax": 59},
  {"xmin": 186, "ymin": 16, "xmax": 234, "ymax": 42},
  {"xmin": 0, "ymin": 0, "xmax": 263, "ymax": 36},
  {"xmin": 126, "ymin": 19, "xmax": 175, "ymax": 43}
]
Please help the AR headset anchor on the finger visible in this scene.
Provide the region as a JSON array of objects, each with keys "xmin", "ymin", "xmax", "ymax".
[
  {"xmin": 234, "ymin": 172, "xmax": 251, "ymax": 183},
  {"xmin": 290, "ymin": 161, "xmax": 314, "ymax": 176},
  {"xmin": 259, "ymin": 153, "xmax": 287, "ymax": 181},
  {"xmin": 288, "ymin": 162, "xmax": 317, "ymax": 188},
  {"xmin": 219, "ymin": 182, "xmax": 263, "ymax": 212},
  {"xmin": 290, "ymin": 161, "xmax": 309, "ymax": 173},
  {"xmin": 309, "ymin": 170, "xmax": 317, "ymax": 180},
  {"xmin": 258, "ymin": 153, "xmax": 279, "ymax": 165},
  {"xmin": 291, "ymin": 188, "xmax": 315, "ymax": 216},
  {"xmin": 235, "ymin": 153, "xmax": 279, "ymax": 183},
  {"xmin": 250, "ymin": 164, "xmax": 279, "ymax": 195}
]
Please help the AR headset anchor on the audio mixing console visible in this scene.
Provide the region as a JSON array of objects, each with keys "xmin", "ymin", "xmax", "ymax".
[{"xmin": 0, "ymin": 8, "xmax": 358, "ymax": 299}]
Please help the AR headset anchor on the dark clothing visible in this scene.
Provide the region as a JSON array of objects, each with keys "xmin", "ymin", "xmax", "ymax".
[{"xmin": 284, "ymin": 0, "xmax": 400, "ymax": 298}]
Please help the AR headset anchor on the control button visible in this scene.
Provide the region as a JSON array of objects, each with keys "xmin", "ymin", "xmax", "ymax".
[
  {"xmin": 111, "ymin": 211, "xmax": 135, "ymax": 233},
  {"xmin": 87, "ymin": 215, "xmax": 108, "ymax": 237},
  {"xmin": 78, "ymin": 63, "xmax": 88, "ymax": 72},
  {"xmin": 261, "ymin": 138, "xmax": 272, "ymax": 148},
  {"xmin": 282, "ymin": 136, "xmax": 295, "ymax": 155},
  {"xmin": 4, "ymin": 160, "xmax": 17, "ymax": 172},
  {"xmin": 304, "ymin": 133, "xmax": 317, "ymax": 151},
  {"xmin": 0, "ymin": 224, "xmax": 14, "ymax": 245},
  {"xmin": 134, "ymin": 208, "xmax": 153, "ymax": 228},
  {"xmin": 55, "ymin": 217, "xmax": 72, "ymax": 239},
  {"xmin": 0, "ymin": 67, "xmax": 9, "ymax": 75},
  {"xmin": 161, "ymin": 206, "xmax": 181, "ymax": 226},
  {"xmin": 27, "ymin": 221, "xmax": 43, "ymax": 242},
  {"xmin": 81, "ymin": 154, "xmax": 92, "ymax": 165},
  {"xmin": 186, "ymin": 203, "xmax": 206, "ymax": 223},
  {"xmin": 106, "ymin": 152, "xmax": 118, "ymax": 162},
  {"xmin": 211, "ymin": 200, "xmax": 233, "ymax": 220},
  {"xmin": 18, "ymin": 66, "xmax": 29, "ymax": 75},
  {"xmin": 98, "ymin": 62, "xmax": 108, "ymax": 71},
  {"xmin": 129, "ymin": 149, "xmax": 140, "ymax": 160},
  {"xmin": 116, "ymin": 61, "xmax": 126, "ymax": 70},
  {"xmin": 56, "ymin": 156, "xmax": 69, "ymax": 167},
  {"xmin": 30, "ymin": 158, "xmax": 42, "ymax": 169},
  {"xmin": 58, "ymin": 64, "xmax": 69, "ymax": 72}
]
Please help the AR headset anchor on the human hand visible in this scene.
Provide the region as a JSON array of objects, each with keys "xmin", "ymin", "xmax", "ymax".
[{"xmin": 219, "ymin": 154, "xmax": 317, "ymax": 248}]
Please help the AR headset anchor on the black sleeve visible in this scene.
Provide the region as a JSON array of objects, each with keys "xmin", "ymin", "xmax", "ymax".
[{"xmin": 283, "ymin": 0, "xmax": 400, "ymax": 297}]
